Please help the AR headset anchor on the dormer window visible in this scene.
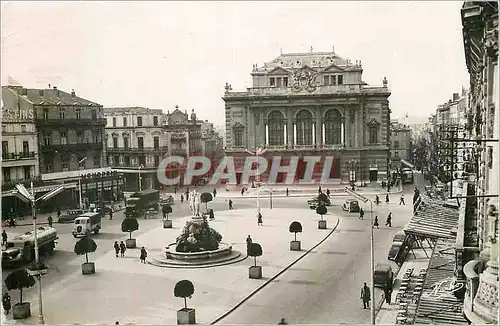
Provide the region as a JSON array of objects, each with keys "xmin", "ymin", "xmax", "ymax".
[
  {"xmin": 276, "ymin": 77, "xmax": 282, "ymax": 87},
  {"xmin": 270, "ymin": 77, "xmax": 275, "ymax": 87},
  {"xmin": 337, "ymin": 75, "xmax": 344, "ymax": 85},
  {"xmin": 283, "ymin": 77, "xmax": 288, "ymax": 87}
]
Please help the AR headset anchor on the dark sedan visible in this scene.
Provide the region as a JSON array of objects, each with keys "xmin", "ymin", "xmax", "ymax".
[
  {"xmin": 58, "ymin": 209, "xmax": 85, "ymax": 223},
  {"xmin": 307, "ymin": 196, "xmax": 332, "ymax": 209}
]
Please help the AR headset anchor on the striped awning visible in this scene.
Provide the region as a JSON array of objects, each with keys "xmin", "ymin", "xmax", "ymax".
[
  {"xmin": 415, "ymin": 239, "xmax": 468, "ymax": 325},
  {"xmin": 404, "ymin": 195, "xmax": 459, "ymax": 240}
]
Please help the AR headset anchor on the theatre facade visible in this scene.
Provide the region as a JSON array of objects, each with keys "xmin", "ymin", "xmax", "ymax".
[{"xmin": 223, "ymin": 49, "xmax": 392, "ymax": 185}]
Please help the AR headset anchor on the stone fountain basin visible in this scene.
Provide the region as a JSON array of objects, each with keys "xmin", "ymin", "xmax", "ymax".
[{"xmin": 165, "ymin": 242, "xmax": 233, "ymax": 261}]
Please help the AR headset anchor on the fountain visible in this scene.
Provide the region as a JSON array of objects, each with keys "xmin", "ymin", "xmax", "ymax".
[{"xmin": 149, "ymin": 190, "xmax": 243, "ymax": 268}]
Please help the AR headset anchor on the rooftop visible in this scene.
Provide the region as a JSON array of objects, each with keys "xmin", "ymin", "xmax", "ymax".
[{"xmin": 2, "ymin": 85, "xmax": 101, "ymax": 106}]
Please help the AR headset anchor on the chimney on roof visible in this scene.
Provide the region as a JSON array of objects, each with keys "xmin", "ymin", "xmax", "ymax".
[
  {"xmin": 53, "ymin": 86, "xmax": 57, "ymax": 90},
  {"xmin": 332, "ymin": 46, "xmax": 335, "ymax": 55},
  {"xmin": 71, "ymin": 89, "xmax": 76, "ymax": 97},
  {"xmin": 452, "ymin": 93, "xmax": 459, "ymax": 101},
  {"xmin": 48, "ymin": 84, "xmax": 51, "ymax": 89}
]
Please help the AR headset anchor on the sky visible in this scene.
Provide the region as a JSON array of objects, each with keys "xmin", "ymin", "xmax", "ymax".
[{"xmin": 1, "ymin": 1, "xmax": 470, "ymax": 126}]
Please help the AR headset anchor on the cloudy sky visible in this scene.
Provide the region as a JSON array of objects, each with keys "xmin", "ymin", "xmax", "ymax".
[{"xmin": 1, "ymin": 1, "xmax": 469, "ymax": 125}]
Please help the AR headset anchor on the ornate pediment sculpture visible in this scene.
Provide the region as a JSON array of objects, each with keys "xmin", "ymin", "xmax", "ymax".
[{"xmin": 291, "ymin": 67, "xmax": 319, "ymax": 93}]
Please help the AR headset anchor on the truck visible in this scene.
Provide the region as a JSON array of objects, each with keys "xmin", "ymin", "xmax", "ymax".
[
  {"xmin": 125, "ymin": 189, "xmax": 160, "ymax": 218},
  {"xmin": 72, "ymin": 212, "xmax": 102, "ymax": 238},
  {"xmin": 2, "ymin": 226, "xmax": 58, "ymax": 268}
]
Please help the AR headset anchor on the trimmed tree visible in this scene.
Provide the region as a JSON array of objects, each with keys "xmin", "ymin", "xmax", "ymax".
[
  {"xmin": 200, "ymin": 192, "xmax": 213, "ymax": 211},
  {"xmin": 4, "ymin": 269, "xmax": 36, "ymax": 304},
  {"xmin": 317, "ymin": 193, "xmax": 329, "ymax": 206},
  {"xmin": 289, "ymin": 221, "xmax": 303, "ymax": 241},
  {"xmin": 316, "ymin": 205, "xmax": 327, "ymax": 221},
  {"xmin": 174, "ymin": 280, "xmax": 195, "ymax": 309},
  {"xmin": 121, "ymin": 218, "xmax": 139, "ymax": 239},
  {"xmin": 248, "ymin": 243, "xmax": 263, "ymax": 266},
  {"xmin": 163, "ymin": 204, "xmax": 173, "ymax": 220},
  {"xmin": 74, "ymin": 236, "xmax": 98, "ymax": 263}
]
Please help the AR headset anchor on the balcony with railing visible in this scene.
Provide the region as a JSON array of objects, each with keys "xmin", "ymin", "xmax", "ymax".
[
  {"xmin": 41, "ymin": 142, "xmax": 103, "ymax": 153},
  {"xmin": 171, "ymin": 148, "xmax": 187, "ymax": 156},
  {"xmin": 1, "ymin": 152, "xmax": 37, "ymax": 167},
  {"xmin": 107, "ymin": 146, "xmax": 168, "ymax": 154},
  {"xmin": 227, "ymin": 143, "xmax": 346, "ymax": 152},
  {"xmin": 36, "ymin": 118, "xmax": 107, "ymax": 127}
]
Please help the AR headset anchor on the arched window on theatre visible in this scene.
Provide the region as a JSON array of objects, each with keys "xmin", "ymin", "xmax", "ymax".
[
  {"xmin": 267, "ymin": 111, "xmax": 285, "ymax": 146},
  {"xmin": 295, "ymin": 110, "xmax": 313, "ymax": 145},
  {"xmin": 233, "ymin": 124, "xmax": 244, "ymax": 147},
  {"xmin": 324, "ymin": 109, "xmax": 342, "ymax": 144},
  {"xmin": 368, "ymin": 120, "xmax": 380, "ymax": 144}
]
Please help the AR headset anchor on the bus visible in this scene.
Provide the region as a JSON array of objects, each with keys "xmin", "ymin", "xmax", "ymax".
[{"xmin": 401, "ymin": 168, "xmax": 414, "ymax": 184}]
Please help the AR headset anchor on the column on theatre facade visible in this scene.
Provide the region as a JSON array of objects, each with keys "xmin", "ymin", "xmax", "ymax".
[
  {"xmin": 256, "ymin": 111, "xmax": 266, "ymax": 148},
  {"xmin": 247, "ymin": 108, "xmax": 255, "ymax": 148},
  {"xmin": 287, "ymin": 109, "xmax": 294, "ymax": 148},
  {"xmin": 341, "ymin": 115, "xmax": 345, "ymax": 145},
  {"xmin": 315, "ymin": 108, "xmax": 322, "ymax": 148}
]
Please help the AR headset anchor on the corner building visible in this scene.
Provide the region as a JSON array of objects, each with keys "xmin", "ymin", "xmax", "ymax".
[{"xmin": 223, "ymin": 50, "xmax": 391, "ymax": 184}]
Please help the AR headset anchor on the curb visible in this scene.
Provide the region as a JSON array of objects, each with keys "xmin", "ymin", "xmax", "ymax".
[
  {"xmin": 12, "ymin": 208, "xmax": 126, "ymax": 227},
  {"xmin": 210, "ymin": 216, "xmax": 341, "ymax": 325},
  {"xmin": 147, "ymin": 252, "xmax": 249, "ymax": 269}
]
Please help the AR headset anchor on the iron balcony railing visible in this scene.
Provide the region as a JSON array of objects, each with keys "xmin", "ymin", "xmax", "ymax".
[
  {"xmin": 41, "ymin": 142, "xmax": 103, "ymax": 153},
  {"xmin": 1, "ymin": 151, "xmax": 37, "ymax": 160},
  {"xmin": 36, "ymin": 118, "xmax": 107, "ymax": 127}
]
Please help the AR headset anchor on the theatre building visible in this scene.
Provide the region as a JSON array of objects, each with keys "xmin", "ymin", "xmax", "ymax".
[{"xmin": 223, "ymin": 49, "xmax": 391, "ymax": 185}]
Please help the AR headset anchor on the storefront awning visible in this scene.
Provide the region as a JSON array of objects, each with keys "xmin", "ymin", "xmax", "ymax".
[
  {"xmin": 404, "ymin": 194, "xmax": 460, "ymax": 240},
  {"xmin": 414, "ymin": 238, "xmax": 468, "ymax": 325}
]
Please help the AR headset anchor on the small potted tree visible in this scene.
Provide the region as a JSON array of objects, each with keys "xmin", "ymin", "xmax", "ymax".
[
  {"xmin": 4, "ymin": 269, "xmax": 36, "ymax": 319},
  {"xmin": 121, "ymin": 218, "xmax": 139, "ymax": 248},
  {"xmin": 163, "ymin": 204, "xmax": 173, "ymax": 228},
  {"xmin": 200, "ymin": 192, "xmax": 213, "ymax": 214},
  {"xmin": 317, "ymin": 193, "xmax": 329, "ymax": 206},
  {"xmin": 289, "ymin": 221, "xmax": 303, "ymax": 251},
  {"xmin": 316, "ymin": 205, "xmax": 328, "ymax": 229},
  {"xmin": 248, "ymin": 242, "xmax": 263, "ymax": 279},
  {"xmin": 174, "ymin": 280, "xmax": 196, "ymax": 325},
  {"xmin": 74, "ymin": 236, "xmax": 98, "ymax": 275}
]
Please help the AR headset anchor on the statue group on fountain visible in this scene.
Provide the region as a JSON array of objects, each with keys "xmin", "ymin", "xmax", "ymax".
[{"xmin": 189, "ymin": 189, "xmax": 202, "ymax": 217}]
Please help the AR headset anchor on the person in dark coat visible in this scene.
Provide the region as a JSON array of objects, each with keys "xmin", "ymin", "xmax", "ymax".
[
  {"xmin": 246, "ymin": 235, "xmax": 253, "ymax": 255},
  {"xmin": 386, "ymin": 213, "xmax": 392, "ymax": 227},
  {"xmin": 47, "ymin": 215, "xmax": 53, "ymax": 227},
  {"xmin": 385, "ymin": 193, "xmax": 390, "ymax": 203},
  {"xmin": 119, "ymin": 241, "xmax": 126, "ymax": 257},
  {"xmin": 375, "ymin": 195, "xmax": 380, "ymax": 205},
  {"xmin": 162, "ymin": 205, "xmax": 167, "ymax": 219},
  {"xmin": 228, "ymin": 199, "xmax": 233, "ymax": 210},
  {"xmin": 3, "ymin": 292, "xmax": 11, "ymax": 315},
  {"xmin": 399, "ymin": 195, "xmax": 405, "ymax": 205},
  {"xmin": 241, "ymin": 188, "xmax": 245, "ymax": 196},
  {"xmin": 326, "ymin": 189, "xmax": 331, "ymax": 197},
  {"xmin": 109, "ymin": 210, "xmax": 113, "ymax": 220},
  {"xmin": 384, "ymin": 282, "xmax": 393, "ymax": 304},
  {"xmin": 318, "ymin": 186, "xmax": 322, "ymax": 194},
  {"xmin": 180, "ymin": 194, "xmax": 184, "ymax": 203},
  {"xmin": 359, "ymin": 208, "xmax": 364, "ymax": 220},
  {"xmin": 278, "ymin": 318, "xmax": 287, "ymax": 325},
  {"xmin": 209, "ymin": 209, "xmax": 215, "ymax": 220},
  {"xmin": 257, "ymin": 212, "xmax": 263, "ymax": 226},
  {"xmin": 2, "ymin": 230, "xmax": 8, "ymax": 247},
  {"xmin": 360, "ymin": 282, "xmax": 371, "ymax": 309},
  {"xmin": 286, "ymin": 188, "xmax": 289, "ymax": 197},
  {"xmin": 9, "ymin": 216, "xmax": 16, "ymax": 228},
  {"xmin": 114, "ymin": 241, "xmax": 120, "ymax": 257},
  {"xmin": 213, "ymin": 188, "xmax": 217, "ymax": 198},
  {"xmin": 140, "ymin": 246, "xmax": 147, "ymax": 263},
  {"xmin": 373, "ymin": 216, "xmax": 379, "ymax": 229}
]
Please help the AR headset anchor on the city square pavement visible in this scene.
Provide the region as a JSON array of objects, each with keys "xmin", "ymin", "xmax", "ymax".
[{"xmin": 16, "ymin": 206, "xmax": 340, "ymax": 324}]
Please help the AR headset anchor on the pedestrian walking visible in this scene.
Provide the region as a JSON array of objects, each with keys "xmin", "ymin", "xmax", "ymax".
[
  {"xmin": 246, "ymin": 235, "xmax": 253, "ymax": 255},
  {"xmin": 8, "ymin": 216, "xmax": 16, "ymax": 228},
  {"xmin": 360, "ymin": 282, "xmax": 371, "ymax": 309},
  {"xmin": 241, "ymin": 188, "xmax": 245, "ymax": 196},
  {"xmin": 185, "ymin": 191, "xmax": 189, "ymax": 201},
  {"xmin": 180, "ymin": 194, "xmax": 184, "ymax": 203},
  {"xmin": 162, "ymin": 205, "xmax": 167, "ymax": 219},
  {"xmin": 257, "ymin": 212, "xmax": 263, "ymax": 226},
  {"xmin": 114, "ymin": 241, "xmax": 120, "ymax": 257},
  {"xmin": 351, "ymin": 184, "xmax": 356, "ymax": 191},
  {"xmin": 209, "ymin": 209, "xmax": 215, "ymax": 220},
  {"xmin": 2, "ymin": 292, "xmax": 11, "ymax": 315},
  {"xmin": 318, "ymin": 186, "xmax": 322, "ymax": 194},
  {"xmin": 213, "ymin": 188, "xmax": 217, "ymax": 198},
  {"xmin": 119, "ymin": 241, "xmax": 126, "ymax": 257},
  {"xmin": 47, "ymin": 215, "xmax": 53, "ymax": 227},
  {"xmin": 174, "ymin": 185, "xmax": 177, "ymax": 194},
  {"xmin": 228, "ymin": 199, "xmax": 233, "ymax": 210},
  {"xmin": 359, "ymin": 208, "xmax": 364, "ymax": 220},
  {"xmin": 2, "ymin": 230, "xmax": 8, "ymax": 247},
  {"xmin": 286, "ymin": 188, "xmax": 289, "ymax": 197},
  {"xmin": 375, "ymin": 195, "xmax": 380, "ymax": 205},
  {"xmin": 386, "ymin": 213, "xmax": 392, "ymax": 227},
  {"xmin": 140, "ymin": 246, "xmax": 147, "ymax": 263},
  {"xmin": 57, "ymin": 208, "xmax": 61, "ymax": 219},
  {"xmin": 109, "ymin": 210, "xmax": 113, "ymax": 220},
  {"xmin": 326, "ymin": 189, "xmax": 331, "ymax": 198},
  {"xmin": 385, "ymin": 193, "xmax": 390, "ymax": 203},
  {"xmin": 399, "ymin": 194, "xmax": 405, "ymax": 205},
  {"xmin": 384, "ymin": 283, "xmax": 393, "ymax": 305},
  {"xmin": 373, "ymin": 216, "xmax": 379, "ymax": 229}
]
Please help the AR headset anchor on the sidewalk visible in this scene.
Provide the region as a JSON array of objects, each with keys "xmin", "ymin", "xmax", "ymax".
[{"xmin": 19, "ymin": 207, "xmax": 339, "ymax": 325}]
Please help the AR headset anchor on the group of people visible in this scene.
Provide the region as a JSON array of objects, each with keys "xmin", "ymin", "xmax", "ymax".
[
  {"xmin": 113, "ymin": 241, "xmax": 148, "ymax": 263},
  {"xmin": 360, "ymin": 281, "xmax": 393, "ymax": 310},
  {"xmin": 372, "ymin": 212, "xmax": 393, "ymax": 229}
]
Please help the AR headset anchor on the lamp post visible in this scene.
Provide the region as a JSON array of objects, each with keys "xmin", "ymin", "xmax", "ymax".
[
  {"xmin": 78, "ymin": 157, "xmax": 87, "ymax": 209},
  {"xmin": 15, "ymin": 183, "xmax": 67, "ymax": 325},
  {"xmin": 345, "ymin": 187, "xmax": 375, "ymax": 325},
  {"xmin": 245, "ymin": 147, "xmax": 267, "ymax": 215},
  {"xmin": 138, "ymin": 164, "xmax": 144, "ymax": 191}
]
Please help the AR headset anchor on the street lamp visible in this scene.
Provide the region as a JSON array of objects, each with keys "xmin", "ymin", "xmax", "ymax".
[
  {"xmin": 245, "ymin": 147, "xmax": 267, "ymax": 215},
  {"xmin": 138, "ymin": 164, "xmax": 144, "ymax": 191},
  {"xmin": 15, "ymin": 182, "xmax": 67, "ymax": 325},
  {"xmin": 345, "ymin": 187, "xmax": 375, "ymax": 325},
  {"xmin": 78, "ymin": 157, "xmax": 87, "ymax": 209}
]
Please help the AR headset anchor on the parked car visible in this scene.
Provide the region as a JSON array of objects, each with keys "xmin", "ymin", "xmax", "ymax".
[
  {"xmin": 58, "ymin": 209, "xmax": 86, "ymax": 223},
  {"xmin": 160, "ymin": 195, "xmax": 174, "ymax": 205},
  {"xmin": 388, "ymin": 231, "xmax": 407, "ymax": 261},
  {"xmin": 374, "ymin": 263, "xmax": 394, "ymax": 288},
  {"xmin": 341, "ymin": 199, "xmax": 360, "ymax": 213},
  {"xmin": 307, "ymin": 196, "xmax": 331, "ymax": 209}
]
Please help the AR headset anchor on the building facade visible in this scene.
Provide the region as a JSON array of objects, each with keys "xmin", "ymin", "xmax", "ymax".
[
  {"xmin": 223, "ymin": 50, "xmax": 391, "ymax": 185},
  {"xmin": 461, "ymin": 1, "xmax": 499, "ymax": 324},
  {"xmin": 105, "ymin": 107, "xmax": 167, "ymax": 191},
  {"xmin": 389, "ymin": 120, "xmax": 413, "ymax": 168}
]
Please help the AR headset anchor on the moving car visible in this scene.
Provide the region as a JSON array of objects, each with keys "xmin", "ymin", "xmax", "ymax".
[
  {"xmin": 72, "ymin": 212, "xmax": 102, "ymax": 237},
  {"xmin": 307, "ymin": 195, "xmax": 331, "ymax": 209},
  {"xmin": 342, "ymin": 199, "xmax": 360, "ymax": 213},
  {"xmin": 374, "ymin": 263, "xmax": 394, "ymax": 288},
  {"xmin": 58, "ymin": 209, "xmax": 86, "ymax": 223}
]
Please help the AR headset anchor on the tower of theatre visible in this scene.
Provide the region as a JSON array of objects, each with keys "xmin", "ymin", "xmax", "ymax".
[{"xmin": 222, "ymin": 49, "xmax": 391, "ymax": 185}]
